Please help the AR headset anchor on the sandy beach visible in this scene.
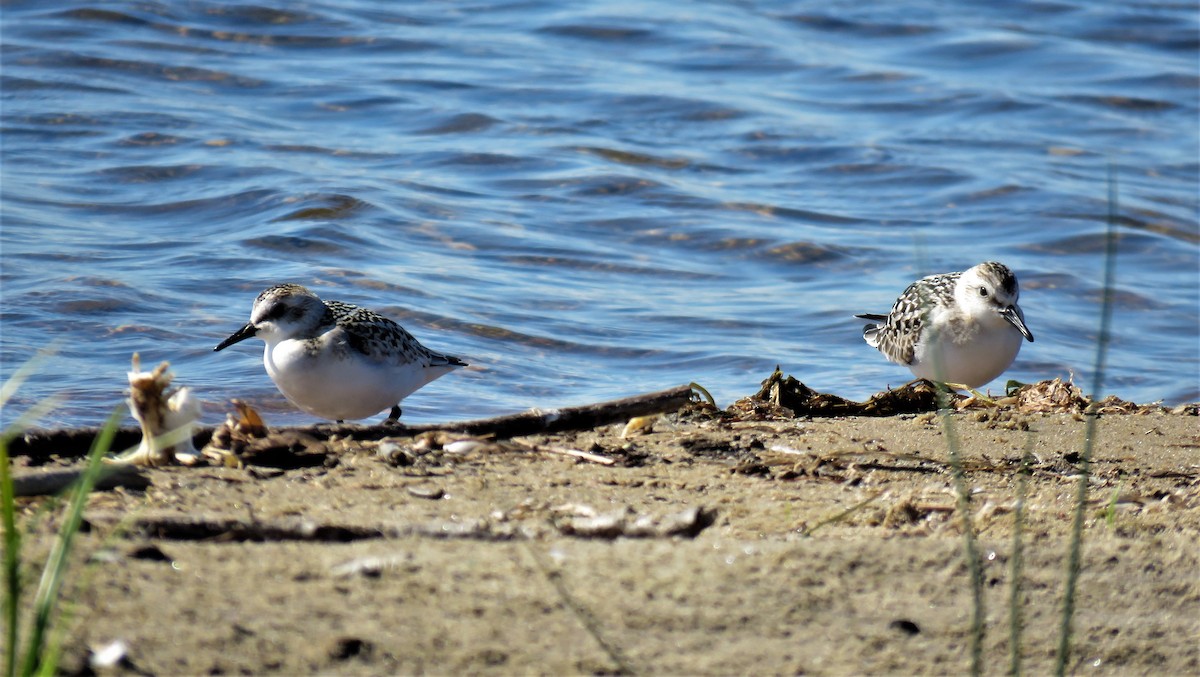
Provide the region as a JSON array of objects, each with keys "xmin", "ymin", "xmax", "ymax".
[{"xmin": 8, "ymin": 379, "xmax": 1199, "ymax": 675}]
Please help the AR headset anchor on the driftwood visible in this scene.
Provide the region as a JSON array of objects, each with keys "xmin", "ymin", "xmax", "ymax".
[
  {"xmin": 323, "ymin": 383, "xmax": 697, "ymax": 440},
  {"xmin": 9, "ymin": 384, "xmax": 696, "ymax": 462},
  {"xmin": 8, "ymin": 428, "xmax": 154, "ymax": 463},
  {"xmin": 11, "ymin": 465, "xmax": 151, "ymax": 497}
]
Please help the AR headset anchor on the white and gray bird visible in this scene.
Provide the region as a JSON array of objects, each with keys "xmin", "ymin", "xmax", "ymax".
[
  {"xmin": 214, "ymin": 284, "xmax": 466, "ymax": 422},
  {"xmin": 855, "ymin": 262, "xmax": 1034, "ymax": 389}
]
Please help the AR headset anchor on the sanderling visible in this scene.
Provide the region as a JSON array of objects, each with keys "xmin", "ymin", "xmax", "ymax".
[
  {"xmin": 214, "ymin": 284, "xmax": 467, "ymax": 422},
  {"xmin": 855, "ymin": 261, "xmax": 1034, "ymax": 389}
]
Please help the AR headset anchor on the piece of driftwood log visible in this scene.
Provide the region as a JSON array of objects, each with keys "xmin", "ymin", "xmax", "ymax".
[
  {"xmin": 320, "ymin": 383, "xmax": 697, "ymax": 440},
  {"xmin": 12, "ymin": 465, "xmax": 150, "ymax": 497},
  {"xmin": 8, "ymin": 428, "xmax": 155, "ymax": 463},
  {"xmin": 9, "ymin": 384, "xmax": 697, "ymax": 461}
]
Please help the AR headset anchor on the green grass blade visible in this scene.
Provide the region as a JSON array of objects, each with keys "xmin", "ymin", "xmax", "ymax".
[
  {"xmin": 799, "ymin": 490, "xmax": 884, "ymax": 537},
  {"xmin": 18, "ymin": 407, "xmax": 122, "ymax": 677},
  {"xmin": 3, "ymin": 393, "xmax": 66, "ymax": 677},
  {"xmin": 2, "ymin": 435, "xmax": 21, "ymax": 677},
  {"xmin": 688, "ymin": 382, "xmax": 717, "ymax": 408},
  {"xmin": 1055, "ymin": 165, "xmax": 1119, "ymax": 675},
  {"xmin": 1104, "ymin": 481, "xmax": 1122, "ymax": 528},
  {"xmin": 0, "ymin": 345, "xmax": 61, "ymax": 412},
  {"xmin": 938, "ymin": 390, "xmax": 985, "ymax": 677},
  {"xmin": 1008, "ymin": 434, "xmax": 1034, "ymax": 677},
  {"xmin": 0, "ymin": 361, "xmax": 40, "ymax": 413},
  {"xmin": 1, "ymin": 398, "xmax": 65, "ymax": 449}
]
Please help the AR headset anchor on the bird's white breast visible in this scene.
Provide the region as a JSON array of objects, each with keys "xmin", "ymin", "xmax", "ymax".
[
  {"xmin": 910, "ymin": 311, "xmax": 1024, "ymax": 388},
  {"xmin": 263, "ymin": 335, "xmax": 455, "ymax": 420}
]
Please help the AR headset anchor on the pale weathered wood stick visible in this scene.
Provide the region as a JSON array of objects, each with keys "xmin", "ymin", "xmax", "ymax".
[{"xmin": 510, "ymin": 438, "xmax": 617, "ymax": 465}]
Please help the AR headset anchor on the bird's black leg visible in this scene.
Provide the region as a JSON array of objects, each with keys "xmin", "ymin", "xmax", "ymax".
[{"xmin": 387, "ymin": 405, "xmax": 402, "ymax": 421}]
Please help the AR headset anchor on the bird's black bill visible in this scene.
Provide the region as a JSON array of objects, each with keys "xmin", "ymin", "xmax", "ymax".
[
  {"xmin": 214, "ymin": 323, "xmax": 257, "ymax": 351},
  {"xmin": 1001, "ymin": 306, "xmax": 1034, "ymax": 342}
]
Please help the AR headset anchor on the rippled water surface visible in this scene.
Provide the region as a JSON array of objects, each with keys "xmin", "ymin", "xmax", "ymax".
[{"xmin": 3, "ymin": 1, "xmax": 1197, "ymax": 427}]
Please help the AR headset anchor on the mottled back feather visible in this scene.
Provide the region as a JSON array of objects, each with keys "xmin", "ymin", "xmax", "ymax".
[
  {"xmin": 858, "ymin": 271, "xmax": 960, "ymax": 365},
  {"xmin": 322, "ymin": 300, "xmax": 466, "ymax": 368}
]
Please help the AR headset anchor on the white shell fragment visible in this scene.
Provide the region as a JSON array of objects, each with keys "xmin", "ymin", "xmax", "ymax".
[
  {"xmin": 89, "ymin": 639, "xmax": 130, "ymax": 669},
  {"xmin": 550, "ymin": 503, "xmax": 716, "ymax": 539},
  {"xmin": 620, "ymin": 414, "xmax": 658, "ymax": 438}
]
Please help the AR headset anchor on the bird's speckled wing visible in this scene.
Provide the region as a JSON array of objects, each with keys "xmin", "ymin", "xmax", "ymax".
[
  {"xmin": 325, "ymin": 301, "xmax": 466, "ymax": 368},
  {"xmin": 859, "ymin": 272, "xmax": 959, "ymax": 366}
]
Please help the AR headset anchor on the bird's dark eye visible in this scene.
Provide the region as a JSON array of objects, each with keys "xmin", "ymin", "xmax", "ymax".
[
  {"xmin": 264, "ymin": 303, "xmax": 288, "ymax": 320},
  {"xmin": 979, "ymin": 287, "xmax": 988, "ymax": 297}
]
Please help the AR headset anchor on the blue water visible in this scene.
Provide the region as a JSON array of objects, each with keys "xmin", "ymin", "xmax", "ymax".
[{"xmin": 2, "ymin": 1, "xmax": 1197, "ymax": 428}]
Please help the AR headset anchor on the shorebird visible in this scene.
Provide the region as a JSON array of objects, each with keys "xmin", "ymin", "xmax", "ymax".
[
  {"xmin": 856, "ymin": 261, "xmax": 1034, "ymax": 389},
  {"xmin": 214, "ymin": 284, "xmax": 466, "ymax": 422}
]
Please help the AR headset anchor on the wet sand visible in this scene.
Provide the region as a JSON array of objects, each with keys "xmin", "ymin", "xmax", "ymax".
[{"xmin": 9, "ymin": 387, "xmax": 1199, "ymax": 675}]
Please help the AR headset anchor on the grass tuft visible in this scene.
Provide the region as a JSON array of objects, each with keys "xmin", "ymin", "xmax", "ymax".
[
  {"xmin": 2, "ymin": 361, "xmax": 123, "ymax": 677},
  {"xmin": 1103, "ymin": 481, "xmax": 1122, "ymax": 528}
]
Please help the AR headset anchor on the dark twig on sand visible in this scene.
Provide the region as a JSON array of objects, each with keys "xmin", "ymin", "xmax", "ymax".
[
  {"xmin": 85, "ymin": 512, "xmax": 514, "ymax": 543},
  {"xmin": 85, "ymin": 503, "xmax": 715, "ymax": 545},
  {"xmin": 11, "ymin": 465, "xmax": 150, "ymax": 497}
]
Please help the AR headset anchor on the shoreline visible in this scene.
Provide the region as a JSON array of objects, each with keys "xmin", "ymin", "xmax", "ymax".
[{"xmin": 8, "ymin": 380, "xmax": 1199, "ymax": 674}]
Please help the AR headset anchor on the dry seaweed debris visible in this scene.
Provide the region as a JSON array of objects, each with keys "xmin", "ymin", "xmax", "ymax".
[
  {"xmin": 729, "ymin": 369, "xmax": 1173, "ymax": 420},
  {"xmin": 1006, "ymin": 377, "xmax": 1147, "ymax": 414},
  {"xmin": 203, "ymin": 400, "xmax": 330, "ymax": 469},
  {"xmin": 203, "ymin": 400, "xmax": 270, "ymax": 467},
  {"xmin": 728, "ymin": 368, "xmax": 944, "ymax": 419}
]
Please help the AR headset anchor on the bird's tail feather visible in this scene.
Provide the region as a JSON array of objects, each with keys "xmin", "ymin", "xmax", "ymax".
[{"xmin": 431, "ymin": 353, "xmax": 468, "ymax": 368}]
